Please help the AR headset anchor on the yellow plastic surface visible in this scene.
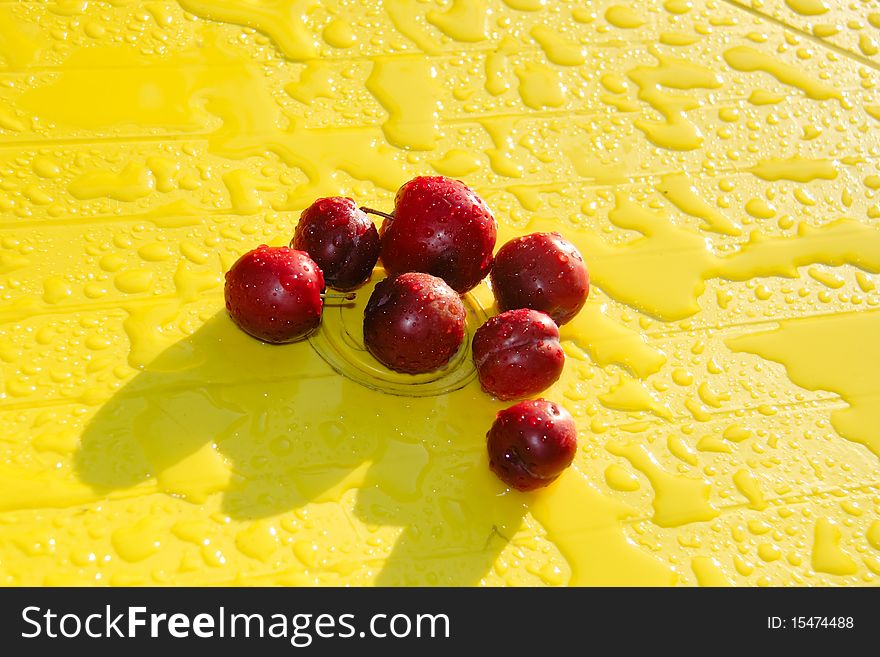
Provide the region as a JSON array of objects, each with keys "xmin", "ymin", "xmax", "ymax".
[{"xmin": 1, "ymin": 0, "xmax": 880, "ymax": 586}]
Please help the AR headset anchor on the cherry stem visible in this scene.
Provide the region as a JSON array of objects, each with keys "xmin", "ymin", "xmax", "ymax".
[
  {"xmin": 359, "ymin": 206, "xmax": 394, "ymax": 221},
  {"xmin": 321, "ymin": 292, "xmax": 357, "ymax": 301}
]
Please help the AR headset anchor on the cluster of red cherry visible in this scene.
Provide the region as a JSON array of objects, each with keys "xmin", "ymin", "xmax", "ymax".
[{"xmin": 224, "ymin": 176, "xmax": 589, "ymax": 491}]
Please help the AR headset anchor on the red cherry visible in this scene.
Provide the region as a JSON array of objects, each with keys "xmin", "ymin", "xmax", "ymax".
[
  {"xmin": 224, "ymin": 245, "xmax": 324, "ymax": 344},
  {"xmin": 375, "ymin": 176, "xmax": 497, "ymax": 294},
  {"xmin": 490, "ymin": 232, "xmax": 589, "ymax": 325},
  {"xmin": 292, "ymin": 197, "xmax": 380, "ymax": 291},
  {"xmin": 472, "ymin": 309, "xmax": 564, "ymax": 401},
  {"xmin": 487, "ymin": 399, "xmax": 577, "ymax": 492},
  {"xmin": 363, "ymin": 272, "xmax": 467, "ymax": 374}
]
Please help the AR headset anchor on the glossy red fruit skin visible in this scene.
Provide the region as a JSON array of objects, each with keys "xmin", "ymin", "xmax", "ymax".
[
  {"xmin": 379, "ymin": 176, "xmax": 497, "ymax": 294},
  {"xmin": 487, "ymin": 399, "xmax": 577, "ymax": 492},
  {"xmin": 363, "ymin": 272, "xmax": 467, "ymax": 374},
  {"xmin": 472, "ymin": 309, "xmax": 564, "ymax": 401},
  {"xmin": 292, "ymin": 197, "xmax": 380, "ymax": 291},
  {"xmin": 490, "ymin": 232, "xmax": 589, "ymax": 325},
  {"xmin": 224, "ymin": 245, "xmax": 324, "ymax": 344}
]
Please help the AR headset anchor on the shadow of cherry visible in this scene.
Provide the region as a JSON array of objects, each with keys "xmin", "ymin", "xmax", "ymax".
[{"xmin": 74, "ymin": 309, "xmax": 526, "ymax": 585}]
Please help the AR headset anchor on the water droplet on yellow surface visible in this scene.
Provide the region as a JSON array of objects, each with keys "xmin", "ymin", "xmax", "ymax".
[
  {"xmin": 607, "ymin": 442, "xmax": 719, "ymax": 528},
  {"xmin": 322, "ymin": 19, "xmax": 357, "ymax": 49},
  {"xmin": 112, "ymin": 518, "xmax": 164, "ymax": 563},
  {"xmin": 785, "ymin": 0, "xmax": 829, "ymax": 16},
  {"xmin": 604, "ymin": 464, "xmax": 641, "ymax": 491},
  {"xmin": 605, "ymin": 6, "xmax": 645, "ymax": 29},
  {"xmin": 692, "ymin": 556, "xmax": 734, "ymax": 586},
  {"xmin": 811, "ymin": 517, "xmax": 858, "ymax": 575}
]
